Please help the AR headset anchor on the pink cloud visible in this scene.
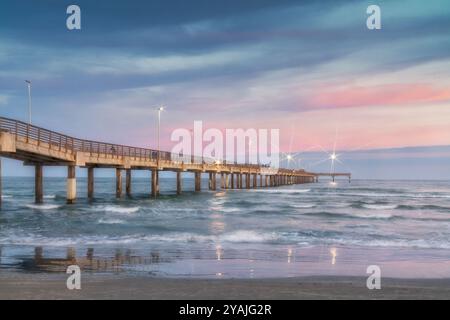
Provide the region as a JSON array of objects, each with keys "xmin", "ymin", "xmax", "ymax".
[{"xmin": 308, "ymin": 83, "xmax": 450, "ymax": 109}]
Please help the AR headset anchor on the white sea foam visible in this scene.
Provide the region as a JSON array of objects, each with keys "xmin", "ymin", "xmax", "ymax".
[
  {"xmin": 1, "ymin": 195, "xmax": 12, "ymax": 199},
  {"xmin": 43, "ymin": 195, "xmax": 56, "ymax": 199},
  {"xmin": 362, "ymin": 204, "xmax": 398, "ymax": 210},
  {"xmin": 0, "ymin": 230, "xmax": 278, "ymax": 247},
  {"xmin": 26, "ymin": 204, "xmax": 61, "ymax": 210},
  {"xmin": 98, "ymin": 218, "xmax": 125, "ymax": 224},
  {"xmin": 250, "ymin": 189, "xmax": 311, "ymax": 194},
  {"xmin": 292, "ymin": 204, "xmax": 315, "ymax": 209},
  {"xmin": 353, "ymin": 212, "xmax": 394, "ymax": 219},
  {"xmin": 93, "ymin": 205, "xmax": 140, "ymax": 214},
  {"xmin": 219, "ymin": 230, "xmax": 278, "ymax": 243}
]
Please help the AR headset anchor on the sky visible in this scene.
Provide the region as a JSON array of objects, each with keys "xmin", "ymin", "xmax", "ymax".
[{"xmin": 1, "ymin": 0, "xmax": 450, "ymax": 179}]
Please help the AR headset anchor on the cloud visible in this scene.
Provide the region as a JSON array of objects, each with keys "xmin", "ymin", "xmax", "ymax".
[
  {"xmin": 306, "ymin": 83, "xmax": 450, "ymax": 109},
  {"xmin": 0, "ymin": 94, "xmax": 9, "ymax": 105}
]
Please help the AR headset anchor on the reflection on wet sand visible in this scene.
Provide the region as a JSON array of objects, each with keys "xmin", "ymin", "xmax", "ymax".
[{"xmin": 19, "ymin": 247, "xmax": 165, "ymax": 273}]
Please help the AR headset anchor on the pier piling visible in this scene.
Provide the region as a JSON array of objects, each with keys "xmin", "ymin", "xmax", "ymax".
[
  {"xmin": 151, "ymin": 169, "xmax": 158, "ymax": 197},
  {"xmin": 126, "ymin": 169, "xmax": 131, "ymax": 197},
  {"xmin": 176, "ymin": 171, "xmax": 182, "ymax": 195},
  {"xmin": 116, "ymin": 168, "xmax": 122, "ymax": 198},
  {"xmin": 35, "ymin": 164, "xmax": 43, "ymax": 204},
  {"xmin": 66, "ymin": 165, "xmax": 76, "ymax": 204},
  {"xmin": 194, "ymin": 172, "xmax": 201, "ymax": 192},
  {"xmin": 87, "ymin": 167, "xmax": 94, "ymax": 199}
]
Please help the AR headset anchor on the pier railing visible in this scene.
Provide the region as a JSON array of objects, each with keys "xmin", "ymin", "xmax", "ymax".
[{"xmin": 0, "ymin": 116, "xmax": 290, "ymax": 172}]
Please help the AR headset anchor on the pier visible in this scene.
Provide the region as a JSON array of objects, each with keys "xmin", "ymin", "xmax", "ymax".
[{"xmin": 0, "ymin": 117, "xmax": 350, "ymax": 205}]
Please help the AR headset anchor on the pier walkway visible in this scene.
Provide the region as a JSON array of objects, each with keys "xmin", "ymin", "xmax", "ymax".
[{"xmin": 0, "ymin": 117, "xmax": 350, "ymax": 204}]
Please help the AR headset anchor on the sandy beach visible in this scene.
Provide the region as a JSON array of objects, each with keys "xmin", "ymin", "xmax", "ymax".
[{"xmin": 1, "ymin": 273, "xmax": 449, "ymax": 300}]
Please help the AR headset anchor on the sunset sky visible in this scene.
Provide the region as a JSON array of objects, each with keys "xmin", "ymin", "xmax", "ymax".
[{"xmin": 1, "ymin": 0, "xmax": 450, "ymax": 178}]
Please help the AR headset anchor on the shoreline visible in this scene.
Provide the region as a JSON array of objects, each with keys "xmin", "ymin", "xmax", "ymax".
[{"xmin": 0, "ymin": 273, "xmax": 449, "ymax": 299}]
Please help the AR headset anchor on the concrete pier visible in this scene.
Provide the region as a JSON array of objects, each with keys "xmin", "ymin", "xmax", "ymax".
[
  {"xmin": 194, "ymin": 172, "xmax": 201, "ymax": 192},
  {"xmin": 0, "ymin": 116, "xmax": 350, "ymax": 205},
  {"xmin": 126, "ymin": 169, "xmax": 131, "ymax": 197},
  {"xmin": 35, "ymin": 164, "xmax": 43, "ymax": 204},
  {"xmin": 151, "ymin": 169, "xmax": 158, "ymax": 197},
  {"xmin": 87, "ymin": 167, "xmax": 94, "ymax": 199},
  {"xmin": 116, "ymin": 168, "xmax": 122, "ymax": 198},
  {"xmin": 176, "ymin": 171, "xmax": 182, "ymax": 195},
  {"xmin": 67, "ymin": 165, "xmax": 76, "ymax": 204}
]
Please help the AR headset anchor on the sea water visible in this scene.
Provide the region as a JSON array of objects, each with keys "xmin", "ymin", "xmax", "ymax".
[{"xmin": 0, "ymin": 177, "xmax": 449, "ymax": 279}]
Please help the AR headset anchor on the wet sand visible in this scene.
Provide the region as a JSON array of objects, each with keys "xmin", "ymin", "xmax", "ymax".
[{"xmin": 0, "ymin": 273, "xmax": 449, "ymax": 299}]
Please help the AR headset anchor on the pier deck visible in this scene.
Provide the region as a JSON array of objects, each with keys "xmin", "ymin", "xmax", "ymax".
[{"xmin": 0, "ymin": 117, "xmax": 350, "ymax": 204}]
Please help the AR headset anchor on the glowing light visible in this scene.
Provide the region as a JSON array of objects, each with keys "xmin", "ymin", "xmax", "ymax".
[
  {"xmin": 286, "ymin": 154, "xmax": 293, "ymax": 161},
  {"xmin": 287, "ymin": 248, "xmax": 293, "ymax": 263},
  {"xmin": 214, "ymin": 160, "xmax": 221, "ymax": 165},
  {"xmin": 330, "ymin": 153, "xmax": 337, "ymax": 160},
  {"xmin": 330, "ymin": 247, "xmax": 337, "ymax": 265},
  {"xmin": 216, "ymin": 245, "xmax": 223, "ymax": 261}
]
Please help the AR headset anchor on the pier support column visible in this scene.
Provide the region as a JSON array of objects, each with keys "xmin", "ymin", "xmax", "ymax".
[
  {"xmin": 220, "ymin": 173, "xmax": 225, "ymax": 189},
  {"xmin": 253, "ymin": 174, "xmax": 257, "ymax": 188},
  {"xmin": 230, "ymin": 173, "xmax": 235, "ymax": 189},
  {"xmin": 67, "ymin": 165, "xmax": 76, "ymax": 204},
  {"xmin": 259, "ymin": 174, "xmax": 263, "ymax": 188},
  {"xmin": 213, "ymin": 173, "xmax": 217, "ymax": 190},
  {"xmin": 87, "ymin": 167, "xmax": 94, "ymax": 199},
  {"xmin": 225, "ymin": 174, "xmax": 229, "ymax": 189},
  {"xmin": 34, "ymin": 164, "xmax": 43, "ymax": 204},
  {"xmin": 151, "ymin": 169, "xmax": 159, "ymax": 197},
  {"xmin": 208, "ymin": 173, "xmax": 213, "ymax": 190},
  {"xmin": 238, "ymin": 174, "xmax": 242, "ymax": 189},
  {"xmin": 195, "ymin": 172, "xmax": 201, "ymax": 192},
  {"xmin": 126, "ymin": 169, "xmax": 131, "ymax": 197},
  {"xmin": 116, "ymin": 168, "xmax": 122, "ymax": 198},
  {"xmin": 176, "ymin": 171, "xmax": 182, "ymax": 195}
]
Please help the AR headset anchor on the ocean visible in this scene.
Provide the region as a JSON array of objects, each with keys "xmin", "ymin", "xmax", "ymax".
[{"xmin": 0, "ymin": 177, "xmax": 449, "ymax": 279}]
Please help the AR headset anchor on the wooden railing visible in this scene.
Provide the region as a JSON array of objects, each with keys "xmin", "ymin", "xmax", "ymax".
[{"xmin": 0, "ymin": 116, "xmax": 305, "ymax": 174}]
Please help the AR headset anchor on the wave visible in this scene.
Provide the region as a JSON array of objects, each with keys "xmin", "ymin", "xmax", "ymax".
[
  {"xmin": 219, "ymin": 230, "xmax": 278, "ymax": 243},
  {"xmin": 98, "ymin": 218, "xmax": 125, "ymax": 225},
  {"xmin": 249, "ymin": 189, "xmax": 310, "ymax": 194},
  {"xmin": 1, "ymin": 195, "xmax": 13, "ymax": 199},
  {"xmin": 25, "ymin": 204, "xmax": 61, "ymax": 210},
  {"xmin": 304, "ymin": 211, "xmax": 394, "ymax": 220},
  {"xmin": 92, "ymin": 205, "xmax": 140, "ymax": 214},
  {"xmin": 43, "ymin": 195, "xmax": 56, "ymax": 199},
  {"xmin": 0, "ymin": 230, "xmax": 277, "ymax": 247},
  {"xmin": 337, "ymin": 192, "xmax": 450, "ymax": 199},
  {"xmin": 2, "ymin": 231, "xmax": 450, "ymax": 250},
  {"xmin": 362, "ymin": 204, "xmax": 398, "ymax": 210},
  {"xmin": 291, "ymin": 204, "xmax": 316, "ymax": 209}
]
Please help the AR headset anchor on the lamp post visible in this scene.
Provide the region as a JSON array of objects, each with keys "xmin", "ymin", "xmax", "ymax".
[
  {"xmin": 156, "ymin": 106, "xmax": 164, "ymax": 167},
  {"xmin": 25, "ymin": 80, "xmax": 32, "ymax": 124}
]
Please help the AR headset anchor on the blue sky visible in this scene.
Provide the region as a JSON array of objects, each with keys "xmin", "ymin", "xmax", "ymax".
[{"xmin": 1, "ymin": 0, "xmax": 450, "ymax": 178}]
